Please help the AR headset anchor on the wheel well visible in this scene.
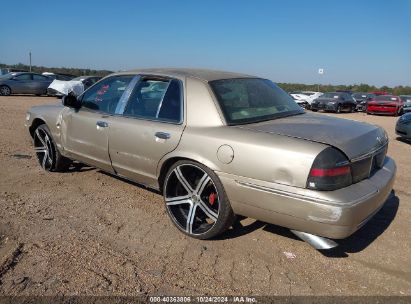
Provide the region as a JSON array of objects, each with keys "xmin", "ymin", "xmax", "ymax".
[
  {"xmin": 158, "ymin": 157, "xmax": 189, "ymax": 192},
  {"xmin": 29, "ymin": 118, "xmax": 46, "ymax": 138}
]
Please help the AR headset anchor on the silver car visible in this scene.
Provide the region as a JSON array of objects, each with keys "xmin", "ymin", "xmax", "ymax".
[
  {"xmin": 0, "ymin": 72, "xmax": 53, "ymax": 96},
  {"xmin": 25, "ymin": 68, "xmax": 396, "ymax": 249}
]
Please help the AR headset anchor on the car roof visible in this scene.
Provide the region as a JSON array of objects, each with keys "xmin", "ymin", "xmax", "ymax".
[{"xmin": 113, "ymin": 68, "xmax": 255, "ymax": 82}]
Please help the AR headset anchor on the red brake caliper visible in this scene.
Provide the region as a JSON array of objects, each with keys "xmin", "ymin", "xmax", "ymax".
[{"xmin": 208, "ymin": 192, "xmax": 216, "ymax": 206}]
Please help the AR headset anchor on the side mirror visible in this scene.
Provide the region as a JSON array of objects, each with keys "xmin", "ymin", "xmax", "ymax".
[{"xmin": 62, "ymin": 94, "xmax": 81, "ymax": 109}]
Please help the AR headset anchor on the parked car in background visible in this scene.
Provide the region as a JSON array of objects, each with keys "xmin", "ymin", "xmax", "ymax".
[
  {"xmin": 352, "ymin": 92, "xmax": 375, "ymax": 112},
  {"xmin": 71, "ymin": 76, "xmax": 101, "ymax": 89},
  {"xmin": 0, "ymin": 68, "xmax": 28, "ymax": 76},
  {"xmin": 42, "ymin": 72, "xmax": 76, "ymax": 81},
  {"xmin": 47, "ymin": 75, "xmax": 102, "ymax": 97},
  {"xmin": 372, "ymin": 91, "xmax": 389, "ymax": 96},
  {"xmin": 367, "ymin": 95, "xmax": 404, "ymax": 116},
  {"xmin": 25, "ymin": 68, "xmax": 396, "ymax": 249},
  {"xmin": 400, "ymin": 95, "xmax": 411, "ymax": 113},
  {"xmin": 395, "ymin": 112, "xmax": 411, "ymax": 139},
  {"xmin": 290, "ymin": 91, "xmax": 323, "ymax": 109},
  {"xmin": 0, "ymin": 72, "xmax": 53, "ymax": 96},
  {"xmin": 310, "ymin": 92, "xmax": 356, "ymax": 113},
  {"xmin": 290, "ymin": 92, "xmax": 310, "ymax": 108}
]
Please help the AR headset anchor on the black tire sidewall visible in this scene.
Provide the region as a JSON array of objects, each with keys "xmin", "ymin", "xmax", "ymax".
[{"xmin": 163, "ymin": 159, "xmax": 235, "ymax": 240}]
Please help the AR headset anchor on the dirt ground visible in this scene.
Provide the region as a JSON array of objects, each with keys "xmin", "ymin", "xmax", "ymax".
[{"xmin": 0, "ymin": 95, "xmax": 410, "ymax": 297}]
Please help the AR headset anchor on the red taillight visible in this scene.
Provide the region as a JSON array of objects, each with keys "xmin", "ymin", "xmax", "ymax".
[
  {"xmin": 310, "ymin": 166, "xmax": 351, "ymax": 177},
  {"xmin": 307, "ymin": 148, "xmax": 352, "ymax": 191}
]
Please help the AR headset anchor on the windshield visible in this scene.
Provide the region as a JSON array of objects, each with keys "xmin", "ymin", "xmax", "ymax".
[
  {"xmin": 353, "ymin": 93, "xmax": 367, "ymax": 99},
  {"xmin": 71, "ymin": 76, "xmax": 85, "ymax": 81},
  {"xmin": 0, "ymin": 73, "xmax": 13, "ymax": 79},
  {"xmin": 321, "ymin": 93, "xmax": 342, "ymax": 99},
  {"xmin": 209, "ymin": 78, "xmax": 303, "ymax": 125}
]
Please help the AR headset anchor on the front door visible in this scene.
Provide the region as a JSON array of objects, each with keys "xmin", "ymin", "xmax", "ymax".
[
  {"xmin": 60, "ymin": 75, "xmax": 135, "ymax": 172},
  {"xmin": 108, "ymin": 77, "xmax": 185, "ymax": 188}
]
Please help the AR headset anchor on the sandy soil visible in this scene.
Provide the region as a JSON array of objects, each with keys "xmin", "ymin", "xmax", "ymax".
[{"xmin": 0, "ymin": 95, "xmax": 410, "ymax": 296}]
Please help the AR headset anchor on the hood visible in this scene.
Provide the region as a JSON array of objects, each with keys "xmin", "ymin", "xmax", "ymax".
[{"xmin": 238, "ymin": 113, "xmax": 387, "ymax": 160}]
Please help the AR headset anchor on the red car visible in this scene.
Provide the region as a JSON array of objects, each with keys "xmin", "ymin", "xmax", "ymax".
[{"xmin": 367, "ymin": 95, "xmax": 404, "ymax": 116}]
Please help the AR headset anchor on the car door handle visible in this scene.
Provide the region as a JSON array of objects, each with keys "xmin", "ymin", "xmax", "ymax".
[
  {"xmin": 96, "ymin": 121, "xmax": 109, "ymax": 128},
  {"xmin": 155, "ymin": 132, "xmax": 171, "ymax": 140}
]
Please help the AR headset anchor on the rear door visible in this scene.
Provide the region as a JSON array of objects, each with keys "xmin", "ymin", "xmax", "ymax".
[
  {"xmin": 108, "ymin": 76, "xmax": 185, "ymax": 188},
  {"xmin": 31, "ymin": 74, "xmax": 52, "ymax": 94}
]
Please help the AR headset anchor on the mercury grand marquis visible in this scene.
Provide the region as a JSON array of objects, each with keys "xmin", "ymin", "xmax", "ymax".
[{"xmin": 25, "ymin": 69, "xmax": 396, "ymax": 249}]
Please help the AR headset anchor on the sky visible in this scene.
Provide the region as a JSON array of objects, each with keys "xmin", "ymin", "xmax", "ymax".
[{"xmin": 1, "ymin": 0, "xmax": 410, "ymax": 87}]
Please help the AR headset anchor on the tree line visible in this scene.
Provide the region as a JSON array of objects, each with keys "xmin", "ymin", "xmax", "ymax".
[
  {"xmin": 0, "ymin": 63, "xmax": 113, "ymax": 77},
  {"xmin": 2, "ymin": 62, "xmax": 410, "ymax": 95}
]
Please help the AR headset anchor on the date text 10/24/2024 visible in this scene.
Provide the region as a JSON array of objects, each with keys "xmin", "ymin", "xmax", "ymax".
[{"xmin": 149, "ymin": 296, "xmax": 257, "ymax": 303}]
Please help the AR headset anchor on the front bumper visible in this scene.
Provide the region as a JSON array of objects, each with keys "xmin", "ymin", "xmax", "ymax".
[
  {"xmin": 396, "ymin": 121, "xmax": 411, "ymax": 139},
  {"xmin": 311, "ymin": 103, "xmax": 337, "ymax": 112},
  {"xmin": 217, "ymin": 156, "xmax": 396, "ymax": 239},
  {"xmin": 367, "ymin": 105, "xmax": 397, "ymax": 115}
]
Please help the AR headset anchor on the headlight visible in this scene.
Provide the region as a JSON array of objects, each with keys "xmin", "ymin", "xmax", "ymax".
[
  {"xmin": 328, "ymin": 101, "xmax": 336, "ymax": 104},
  {"xmin": 25, "ymin": 113, "xmax": 30, "ymax": 121}
]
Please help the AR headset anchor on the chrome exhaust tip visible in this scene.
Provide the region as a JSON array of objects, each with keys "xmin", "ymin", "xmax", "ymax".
[{"xmin": 291, "ymin": 230, "xmax": 338, "ymax": 250}]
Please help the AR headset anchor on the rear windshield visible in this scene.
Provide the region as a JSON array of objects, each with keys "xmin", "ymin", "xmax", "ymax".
[
  {"xmin": 375, "ymin": 95, "xmax": 398, "ymax": 101},
  {"xmin": 209, "ymin": 78, "xmax": 303, "ymax": 125}
]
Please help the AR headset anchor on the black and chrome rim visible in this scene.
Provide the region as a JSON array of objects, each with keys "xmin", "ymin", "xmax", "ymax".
[
  {"xmin": 165, "ymin": 164, "xmax": 220, "ymax": 235},
  {"xmin": 34, "ymin": 128, "xmax": 53, "ymax": 170}
]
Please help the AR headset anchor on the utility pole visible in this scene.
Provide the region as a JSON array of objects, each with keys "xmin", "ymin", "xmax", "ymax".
[{"xmin": 29, "ymin": 51, "xmax": 32, "ymax": 72}]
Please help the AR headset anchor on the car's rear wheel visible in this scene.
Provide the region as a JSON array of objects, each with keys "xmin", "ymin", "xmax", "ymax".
[
  {"xmin": 33, "ymin": 124, "xmax": 71, "ymax": 172},
  {"xmin": 163, "ymin": 160, "xmax": 235, "ymax": 239},
  {"xmin": 0, "ymin": 85, "xmax": 11, "ymax": 96}
]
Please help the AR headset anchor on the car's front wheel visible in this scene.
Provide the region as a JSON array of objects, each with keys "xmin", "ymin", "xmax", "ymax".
[
  {"xmin": 33, "ymin": 124, "xmax": 71, "ymax": 172},
  {"xmin": 163, "ymin": 160, "xmax": 235, "ymax": 239},
  {"xmin": 0, "ymin": 85, "xmax": 11, "ymax": 96}
]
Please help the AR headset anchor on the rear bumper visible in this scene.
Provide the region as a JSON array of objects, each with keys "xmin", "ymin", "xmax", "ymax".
[{"xmin": 217, "ymin": 156, "xmax": 396, "ymax": 239}]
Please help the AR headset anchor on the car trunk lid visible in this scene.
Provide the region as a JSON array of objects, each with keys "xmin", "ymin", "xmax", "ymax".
[{"xmin": 237, "ymin": 113, "xmax": 387, "ymax": 160}]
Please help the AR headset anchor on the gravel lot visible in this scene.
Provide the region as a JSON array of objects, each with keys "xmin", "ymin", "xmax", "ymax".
[{"xmin": 0, "ymin": 95, "xmax": 410, "ymax": 297}]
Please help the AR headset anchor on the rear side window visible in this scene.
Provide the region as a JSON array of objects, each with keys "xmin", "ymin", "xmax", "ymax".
[
  {"xmin": 124, "ymin": 78, "xmax": 182, "ymax": 123},
  {"xmin": 33, "ymin": 74, "xmax": 49, "ymax": 81},
  {"xmin": 81, "ymin": 75, "xmax": 133, "ymax": 114}
]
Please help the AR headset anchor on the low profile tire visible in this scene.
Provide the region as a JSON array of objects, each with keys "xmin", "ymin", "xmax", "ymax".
[
  {"xmin": 163, "ymin": 160, "xmax": 235, "ymax": 239},
  {"xmin": 33, "ymin": 124, "xmax": 71, "ymax": 172},
  {"xmin": 0, "ymin": 85, "xmax": 11, "ymax": 96}
]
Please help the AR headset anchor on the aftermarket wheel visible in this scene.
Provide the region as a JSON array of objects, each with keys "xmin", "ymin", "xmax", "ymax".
[
  {"xmin": 163, "ymin": 160, "xmax": 235, "ymax": 239},
  {"xmin": 33, "ymin": 124, "xmax": 71, "ymax": 172},
  {"xmin": 0, "ymin": 85, "xmax": 11, "ymax": 96}
]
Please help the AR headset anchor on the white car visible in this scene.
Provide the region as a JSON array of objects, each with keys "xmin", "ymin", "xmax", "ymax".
[{"xmin": 290, "ymin": 91, "xmax": 323, "ymax": 108}]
